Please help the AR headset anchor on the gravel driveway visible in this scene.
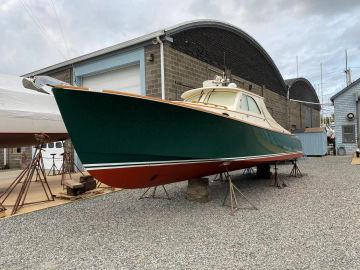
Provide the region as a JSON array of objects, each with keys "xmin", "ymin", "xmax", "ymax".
[{"xmin": 1, "ymin": 156, "xmax": 359, "ymax": 270}]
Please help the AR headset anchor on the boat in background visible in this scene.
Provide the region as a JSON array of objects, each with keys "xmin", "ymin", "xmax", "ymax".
[
  {"xmin": 0, "ymin": 74, "xmax": 68, "ymax": 147},
  {"xmin": 52, "ymin": 76, "xmax": 303, "ymax": 189}
]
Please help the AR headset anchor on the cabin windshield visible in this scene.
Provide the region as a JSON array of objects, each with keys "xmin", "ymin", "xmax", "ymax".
[
  {"xmin": 239, "ymin": 94, "xmax": 261, "ymax": 114},
  {"xmin": 205, "ymin": 91, "xmax": 237, "ymax": 107},
  {"xmin": 184, "ymin": 93, "xmax": 202, "ymax": 103}
]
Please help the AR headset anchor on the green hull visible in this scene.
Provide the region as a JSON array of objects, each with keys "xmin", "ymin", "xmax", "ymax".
[{"xmin": 52, "ymin": 88, "xmax": 302, "ymax": 188}]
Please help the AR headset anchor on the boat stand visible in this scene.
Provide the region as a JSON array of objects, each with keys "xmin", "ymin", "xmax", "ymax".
[
  {"xmin": 139, "ymin": 185, "xmax": 171, "ymax": 200},
  {"xmin": 60, "ymin": 150, "xmax": 84, "ymax": 187},
  {"xmin": 222, "ymin": 169, "xmax": 257, "ymax": 215},
  {"xmin": 270, "ymin": 163, "xmax": 287, "ymax": 188},
  {"xmin": 47, "ymin": 153, "xmax": 60, "ymax": 176},
  {"xmin": 212, "ymin": 172, "xmax": 226, "ymax": 182},
  {"xmin": 243, "ymin": 167, "xmax": 255, "ymax": 176},
  {"xmin": 289, "ymin": 159, "xmax": 302, "ymax": 178},
  {"xmin": 0, "ymin": 139, "xmax": 54, "ymax": 215}
]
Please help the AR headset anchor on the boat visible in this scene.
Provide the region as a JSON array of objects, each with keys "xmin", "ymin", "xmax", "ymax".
[
  {"xmin": 0, "ymin": 74, "xmax": 68, "ymax": 147},
  {"xmin": 52, "ymin": 76, "xmax": 303, "ymax": 189}
]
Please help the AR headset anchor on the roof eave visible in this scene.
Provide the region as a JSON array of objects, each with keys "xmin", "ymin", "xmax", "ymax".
[
  {"xmin": 330, "ymin": 77, "xmax": 360, "ymax": 102},
  {"xmin": 22, "ymin": 29, "xmax": 165, "ymax": 77}
]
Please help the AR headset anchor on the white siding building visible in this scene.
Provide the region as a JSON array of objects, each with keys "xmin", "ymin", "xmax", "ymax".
[{"xmin": 331, "ymin": 78, "xmax": 360, "ymax": 155}]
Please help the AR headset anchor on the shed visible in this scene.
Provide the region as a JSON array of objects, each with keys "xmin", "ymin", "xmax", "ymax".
[
  {"xmin": 294, "ymin": 127, "xmax": 327, "ymax": 156},
  {"xmin": 330, "ymin": 77, "xmax": 360, "ymax": 155}
]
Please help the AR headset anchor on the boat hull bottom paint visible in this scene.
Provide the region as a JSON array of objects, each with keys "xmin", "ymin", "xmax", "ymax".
[{"xmin": 85, "ymin": 152, "xmax": 302, "ymax": 189}]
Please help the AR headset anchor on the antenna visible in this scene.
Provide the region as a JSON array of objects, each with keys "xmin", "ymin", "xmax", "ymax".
[
  {"xmin": 320, "ymin": 63, "xmax": 323, "ymax": 125},
  {"xmin": 345, "ymin": 49, "xmax": 352, "ymax": 86}
]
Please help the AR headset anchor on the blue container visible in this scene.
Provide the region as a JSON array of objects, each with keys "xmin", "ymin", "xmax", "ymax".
[{"xmin": 294, "ymin": 128, "xmax": 327, "ymax": 156}]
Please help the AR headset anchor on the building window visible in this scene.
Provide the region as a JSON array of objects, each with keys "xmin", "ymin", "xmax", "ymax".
[
  {"xmin": 342, "ymin": 125, "xmax": 355, "ymax": 143},
  {"xmin": 55, "ymin": 142, "xmax": 63, "ymax": 148}
]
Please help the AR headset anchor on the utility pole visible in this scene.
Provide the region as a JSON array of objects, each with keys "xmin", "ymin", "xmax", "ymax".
[
  {"xmin": 296, "ymin": 56, "xmax": 299, "ymax": 77},
  {"xmin": 320, "ymin": 63, "xmax": 323, "ymax": 126},
  {"xmin": 345, "ymin": 49, "xmax": 352, "ymax": 86}
]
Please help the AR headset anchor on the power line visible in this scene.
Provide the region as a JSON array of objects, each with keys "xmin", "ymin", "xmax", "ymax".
[
  {"xmin": 49, "ymin": 0, "xmax": 71, "ymax": 58},
  {"xmin": 19, "ymin": 0, "xmax": 67, "ymax": 60}
]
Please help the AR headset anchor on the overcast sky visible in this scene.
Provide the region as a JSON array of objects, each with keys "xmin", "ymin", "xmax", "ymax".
[{"xmin": 1, "ymin": 0, "xmax": 360, "ymax": 111}]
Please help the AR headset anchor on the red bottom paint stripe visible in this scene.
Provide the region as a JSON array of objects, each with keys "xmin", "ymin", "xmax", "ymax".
[{"xmin": 89, "ymin": 152, "xmax": 303, "ymax": 189}]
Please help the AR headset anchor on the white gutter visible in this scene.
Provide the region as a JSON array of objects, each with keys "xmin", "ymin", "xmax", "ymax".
[{"xmin": 156, "ymin": 36, "xmax": 165, "ymax": 100}]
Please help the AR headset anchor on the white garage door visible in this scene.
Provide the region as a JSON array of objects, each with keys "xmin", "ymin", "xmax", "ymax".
[{"xmin": 82, "ymin": 64, "xmax": 141, "ymax": 94}]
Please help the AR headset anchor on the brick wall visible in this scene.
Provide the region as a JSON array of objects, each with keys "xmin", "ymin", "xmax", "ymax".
[
  {"xmin": 289, "ymin": 101, "xmax": 320, "ymax": 130},
  {"xmin": 46, "ymin": 68, "xmax": 73, "ymax": 84},
  {"xmin": 7, "ymin": 147, "xmax": 32, "ymax": 169},
  {"xmin": 145, "ymin": 44, "xmax": 290, "ymax": 129},
  {"xmin": 312, "ymin": 108, "xmax": 320, "ymax": 127},
  {"xmin": 0, "ymin": 148, "xmax": 4, "ymax": 167},
  {"xmin": 145, "ymin": 44, "xmax": 162, "ymax": 98}
]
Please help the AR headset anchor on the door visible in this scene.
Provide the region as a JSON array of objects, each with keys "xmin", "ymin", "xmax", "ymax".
[{"xmin": 82, "ymin": 64, "xmax": 141, "ymax": 94}]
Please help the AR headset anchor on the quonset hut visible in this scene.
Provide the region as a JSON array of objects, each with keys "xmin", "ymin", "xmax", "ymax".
[{"xmin": 286, "ymin": 77, "xmax": 321, "ymax": 130}]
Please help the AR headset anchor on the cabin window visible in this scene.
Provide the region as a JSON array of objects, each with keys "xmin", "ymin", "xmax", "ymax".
[
  {"xmin": 206, "ymin": 91, "xmax": 236, "ymax": 107},
  {"xmin": 48, "ymin": 142, "xmax": 54, "ymax": 148},
  {"xmin": 240, "ymin": 95, "xmax": 261, "ymax": 114},
  {"xmin": 342, "ymin": 125, "xmax": 355, "ymax": 143}
]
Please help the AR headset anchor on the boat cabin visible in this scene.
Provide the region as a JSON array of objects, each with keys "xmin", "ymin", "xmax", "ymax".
[{"xmin": 181, "ymin": 82, "xmax": 288, "ymax": 134}]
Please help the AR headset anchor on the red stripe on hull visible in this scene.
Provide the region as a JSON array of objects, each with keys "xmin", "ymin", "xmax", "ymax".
[{"xmin": 88, "ymin": 153, "xmax": 302, "ymax": 189}]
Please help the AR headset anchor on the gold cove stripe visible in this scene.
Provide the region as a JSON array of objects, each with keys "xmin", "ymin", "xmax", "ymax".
[{"xmin": 84, "ymin": 152, "xmax": 302, "ymax": 170}]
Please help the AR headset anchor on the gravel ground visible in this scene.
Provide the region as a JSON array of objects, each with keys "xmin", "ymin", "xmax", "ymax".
[{"xmin": 1, "ymin": 156, "xmax": 360, "ymax": 270}]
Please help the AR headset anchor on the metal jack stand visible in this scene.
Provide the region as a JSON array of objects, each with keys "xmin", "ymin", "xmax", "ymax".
[
  {"xmin": 0, "ymin": 135, "xmax": 54, "ymax": 215},
  {"xmin": 270, "ymin": 163, "xmax": 287, "ymax": 188},
  {"xmin": 221, "ymin": 165, "xmax": 258, "ymax": 215},
  {"xmin": 60, "ymin": 151, "xmax": 84, "ymax": 186},
  {"xmin": 47, "ymin": 153, "xmax": 59, "ymax": 176},
  {"xmin": 139, "ymin": 185, "xmax": 171, "ymax": 200},
  {"xmin": 243, "ymin": 167, "xmax": 255, "ymax": 176},
  {"xmin": 212, "ymin": 172, "xmax": 226, "ymax": 182},
  {"xmin": 289, "ymin": 160, "xmax": 302, "ymax": 177}
]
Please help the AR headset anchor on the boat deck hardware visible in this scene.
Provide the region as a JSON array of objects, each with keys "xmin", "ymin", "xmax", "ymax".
[
  {"xmin": 222, "ymin": 169, "xmax": 258, "ymax": 215},
  {"xmin": 270, "ymin": 163, "xmax": 287, "ymax": 189},
  {"xmin": 289, "ymin": 160, "xmax": 302, "ymax": 177},
  {"xmin": 243, "ymin": 167, "xmax": 256, "ymax": 176},
  {"xmin": 60, "ymin": 150, "xmax": 84, "ymax": 187},
  {"xmin": 139, "ymin": 185, "xmax": 171, "ymax": 200},
  {"xmin": 0, "ymin": 137, "xmax": 54, "ymax": 215},
  {"xmin": 47, "ymin": 153, "xmax": 60, "ymax": 176}
]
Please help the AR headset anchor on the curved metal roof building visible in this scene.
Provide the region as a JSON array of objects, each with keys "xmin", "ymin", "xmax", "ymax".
[
  {"xmin": 24, "ymin": 20, "xmax": 288, "ymax": 96},
  {"xmin": 285, "ymin": 77, "xmax": 320, "ymax": 110}
]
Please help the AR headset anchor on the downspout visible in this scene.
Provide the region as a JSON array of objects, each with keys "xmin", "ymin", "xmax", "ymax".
[
  {"xmin": 3, "ymin": 148, "xmax": 7, "ymax": 167},
  {"xmin": 156, "ymin": 36, "xmax": 165, "ymax": 100}
]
